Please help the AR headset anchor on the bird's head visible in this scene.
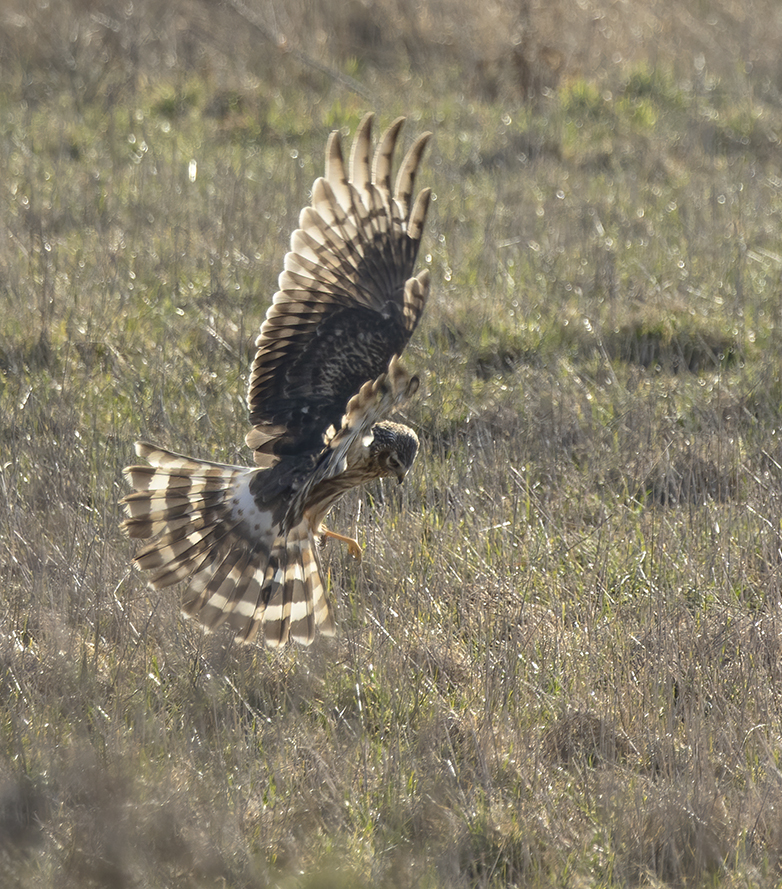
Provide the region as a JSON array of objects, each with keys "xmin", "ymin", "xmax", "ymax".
[{"xmin": 367, "ymin": 421, "xmax": 419, "ymax": 484}]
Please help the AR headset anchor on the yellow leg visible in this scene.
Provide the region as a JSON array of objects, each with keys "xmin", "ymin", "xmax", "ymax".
[{"xmin": 321, "ymin": 527, "xmax": 363, "ymax": 561}]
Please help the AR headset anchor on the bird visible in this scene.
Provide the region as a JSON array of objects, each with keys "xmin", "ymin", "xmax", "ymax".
[{"xmin": 121, "ymin": 113, "xmax": 431, "ymax": 647}]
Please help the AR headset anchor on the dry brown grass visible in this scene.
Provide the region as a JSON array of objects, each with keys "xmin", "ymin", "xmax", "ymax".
[{"xmin": 3, "ymin": 0, "xmax": 782, "ymax": 886}]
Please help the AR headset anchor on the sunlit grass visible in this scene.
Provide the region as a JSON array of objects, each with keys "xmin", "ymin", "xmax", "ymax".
[{"xmin": 3, "ymin": 1, "xmax": 782, "ymax": 886}]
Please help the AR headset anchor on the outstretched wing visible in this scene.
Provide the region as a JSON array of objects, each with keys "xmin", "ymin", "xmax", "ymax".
[
  {"xmin": 288, "ymin": 354, "xmax": 421, "ymax": 528},
  {"xmin": 245, "ymin": 113, "xmax": 432, "ymax": 466}
]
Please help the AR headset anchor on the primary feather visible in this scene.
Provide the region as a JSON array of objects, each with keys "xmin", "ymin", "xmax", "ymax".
[{"xmin": 121, "ymin": 114, "xmax": 431, "ymax": 647}]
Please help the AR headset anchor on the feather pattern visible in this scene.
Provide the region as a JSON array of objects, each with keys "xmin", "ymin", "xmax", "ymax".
[
  {"xmin": 246, "ymin": 112, "xmax": 431, "ymax": 465},
  {"xmin": 121, "ymin": 115, "xmax": 431, "ymax": 647}
]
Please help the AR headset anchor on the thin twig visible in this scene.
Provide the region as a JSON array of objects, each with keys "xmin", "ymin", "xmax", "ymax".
[{"xmin": 222, "ymin": 0, "xmax": 374, "ymax": 101}]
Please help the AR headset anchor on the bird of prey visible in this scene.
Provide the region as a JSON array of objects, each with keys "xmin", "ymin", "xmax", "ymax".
[{"xmin": 121, "ymin": 114, "xmax": 431, "ymax": 647}]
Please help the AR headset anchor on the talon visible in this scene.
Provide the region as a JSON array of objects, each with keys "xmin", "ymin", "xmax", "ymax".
[{"xmin": 322, "ymin": 528, "xmax": 363, "ymax": 562}]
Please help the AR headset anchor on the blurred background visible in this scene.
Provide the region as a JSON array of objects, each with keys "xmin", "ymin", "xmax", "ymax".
[
  {"xmin": 3, "ymin": 1, "xmax": 782, "ymax": 887},
  {"xmin": 3, "ymin": 0, "xmax": 781, "ymax": 107}
]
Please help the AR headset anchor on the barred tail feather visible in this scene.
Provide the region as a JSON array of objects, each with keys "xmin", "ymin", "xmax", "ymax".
[
  {"xmin": 260, "ymin": 521, "xmax": 336, "ymax": 648},
  {"xmin": 122, "ymin": 441, "xmax": 277, "ymax": 642},
  {"xmin": 121, "ymin": 442, "xmax": 336, "ymax": 648},
  {"xmin": 122, "ymin": 442, "xmax": 246, "ymax": 584}
]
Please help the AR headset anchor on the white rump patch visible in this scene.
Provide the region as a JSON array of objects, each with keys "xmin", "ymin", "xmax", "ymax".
[{"xmin": 229, "ymin": 471, "xmax": 278, "ymax": 549}]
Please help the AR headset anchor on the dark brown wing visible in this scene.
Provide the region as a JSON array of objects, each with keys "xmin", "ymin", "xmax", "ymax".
[{"xmin": 245, "ymin": 113, "xmax": 431, "ymax": 466}]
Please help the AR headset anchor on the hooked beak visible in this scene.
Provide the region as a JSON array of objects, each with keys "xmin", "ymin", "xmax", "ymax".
[{"xmin": 396, "ymin": 468, "xmax": 407, "ymax": 485}]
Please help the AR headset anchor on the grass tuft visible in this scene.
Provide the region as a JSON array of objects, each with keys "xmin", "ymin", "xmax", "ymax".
[{"xmin": 3, "ymin": 0, "xmax": 782, "ymax": 885}]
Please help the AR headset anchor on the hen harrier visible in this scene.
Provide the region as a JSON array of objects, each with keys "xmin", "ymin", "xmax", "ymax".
[{"xmin": 121, "ymin": 114, "xmax": 431, "ymax": 647}]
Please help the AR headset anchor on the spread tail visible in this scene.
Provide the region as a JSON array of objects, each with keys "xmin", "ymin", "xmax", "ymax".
[
  {"xmin": 121, "ymin": 441, "xmax": 335, "ymax": 646},
  {"xmin": 258, "ymin": 521, "xmax": 336, "ymax": 647}
]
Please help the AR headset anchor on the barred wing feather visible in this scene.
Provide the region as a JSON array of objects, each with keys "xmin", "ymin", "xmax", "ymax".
[{"xmin": 246, "ymin": 113, "xmax": 431, "ymax": 465}]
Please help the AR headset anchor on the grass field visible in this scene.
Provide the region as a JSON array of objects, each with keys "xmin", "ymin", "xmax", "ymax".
[{"xmin": 4, "ymin": 0, "xmax": 782, "ymax": 885}]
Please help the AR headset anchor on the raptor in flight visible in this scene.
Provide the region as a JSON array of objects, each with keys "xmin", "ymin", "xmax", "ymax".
[{"xmin": 121, "ymin": 114, "xmax": 431, "ymax": 646}]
